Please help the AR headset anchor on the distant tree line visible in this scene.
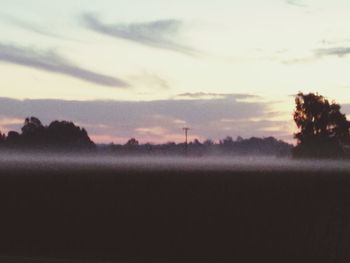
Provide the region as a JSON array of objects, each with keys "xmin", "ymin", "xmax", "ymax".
[
  {"xmin": 293, "ymin": 92, "xmax": 350, "ymax": 158},
  {"xmin": 108, "ymin": 93, "xmax": 350, "ymax": 159},
  {"xmin": 4, "ymin": 96, "xmax": 349, "ymax": 159},
  {"xmin": 0, "ymin": 117, "xmax": 95, "ymax": 152},
  {"xmin": 0, "ymin": 117, "xmax": 292, "ymax": 156},
  {"xmin": 103, "ymin": 136, "xmax": 292, "ymax": 157}
]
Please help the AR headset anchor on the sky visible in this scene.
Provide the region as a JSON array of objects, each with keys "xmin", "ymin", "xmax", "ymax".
[{"xmin": 0, "ymin": 0, "xmax": 349, "ymax": 144}]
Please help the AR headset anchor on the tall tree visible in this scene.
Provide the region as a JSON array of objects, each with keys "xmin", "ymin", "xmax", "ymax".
[
  {"xmin": 293, "ymin": 92, "xmax": 349, "ymax": 158},
  {"xmin": 125, "ymin": 138, "xmax": 139, "ymax": 146}
]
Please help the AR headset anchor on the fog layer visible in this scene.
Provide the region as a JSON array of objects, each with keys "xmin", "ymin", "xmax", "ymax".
[{"xmin": 0, "ymin": 153, "xmax": 349, "ymax": 173}]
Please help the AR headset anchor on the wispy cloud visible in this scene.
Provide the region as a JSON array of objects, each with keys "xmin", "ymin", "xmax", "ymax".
[
  {"xmin": 82, "ymin": 14, "xmax": 198, "ymax": 56},
  {"xmin": 281, "ymin": 56, "xmax": 317, "ymax": 64},
  {"xmin": 0, "ymin": 12, "xmax": 73, "ymax": 41},
  {"xmin": 128, "ymin": 72, "xmax": 170, "ymax": 90},
  {"xmin": 176, "ymin": 93, "xmax": 260, "ymax": 100},
  {"xmin": 0, "ymin": 43, "xmax": 129, "ymax": 87},
  {"xmin": 315, "ymin": 47, "xmax": 350, "ymax": 58},
  {"xmin": 282, "ymin": 46, "xmax": 350, "ymax": 64},
  {"xmin": 285, "ymin": 0, "xmax": 307, "ymax": 7}
]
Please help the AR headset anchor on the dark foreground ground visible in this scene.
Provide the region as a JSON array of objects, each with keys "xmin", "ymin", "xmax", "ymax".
[{"xmin": 0, "ymin": 157, "xmax": 350, "ymax": 262}]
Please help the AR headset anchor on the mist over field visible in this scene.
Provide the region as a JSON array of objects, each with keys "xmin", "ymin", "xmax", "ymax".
[{"xmin": 0, "ymin": 152, "xmax": 349, "ymax": 173}]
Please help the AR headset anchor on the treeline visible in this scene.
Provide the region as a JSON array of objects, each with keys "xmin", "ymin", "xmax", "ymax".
[
  {"xmin": 0, "ymin": 92, "xmax": 349, "ymax": 158},
  {"xmin": 103, "ymin": 136, "xmax": 292, "ymax": 157},
  {"xmin": 0, "ymin": 117, "xmax": 95, "ymax": 152},
  {"xmin": 0, "ymin": 117, "xmax": 292, "ymax": 156}
]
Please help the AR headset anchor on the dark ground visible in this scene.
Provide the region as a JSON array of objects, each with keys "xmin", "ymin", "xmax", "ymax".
[{"xmin": 0, "ymin": 163, "xmax": 349, "ymax": 262}]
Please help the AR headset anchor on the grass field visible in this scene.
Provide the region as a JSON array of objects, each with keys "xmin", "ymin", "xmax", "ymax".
[{"xmin": 0, "ymin": 156, "xmax": 349, "ymax": 262}]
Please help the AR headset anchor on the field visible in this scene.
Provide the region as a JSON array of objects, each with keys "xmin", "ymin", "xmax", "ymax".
[{"xmin": 0, "ymin": 156, "xmax": 349, "ymax": 262}]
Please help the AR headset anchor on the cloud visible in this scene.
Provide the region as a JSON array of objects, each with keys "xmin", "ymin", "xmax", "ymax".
[
  {"xmin": 315, "ymin": 47, "xmax": 350, "ymax": 58},
  {"xmin": 128, "ymin": 72, "xmax": 170, "ymax": 90},
  {"xmin": 0, "ymin": 96, "xmax": 292, "ymax": 143},
  {"xmin": 176, "ymin": 93, "xmax": 260, "ymax": 100},
  {"xmin": 0, "ymin": 12, "xmax": 72, "ymax": 41},
  {"xmin": 281, "ymin": 56, "xmax": 317, "ymax": 64},
  {"xmin": 282, "ymin": 46, "xmax": 350, "ymax": 64},
  {"xmin": 82, "ymin": 14, "xmax": 198, "ymax": 56},
  {"xmin": 285, "ymin": 0, "xmax": 307, "ymax": 7},
  {"xmin": 0, "ymin": 43, "xmax": 129, "ymax": 87}
]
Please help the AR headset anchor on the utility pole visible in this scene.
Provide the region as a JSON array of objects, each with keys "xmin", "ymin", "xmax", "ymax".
[
  {"xmin": 183, "ymin": 127, "xmax": 190, "ymax": 155},
  {"xmin": 183, "ymin": 127, "xmax": 190, "ymax": 145}
]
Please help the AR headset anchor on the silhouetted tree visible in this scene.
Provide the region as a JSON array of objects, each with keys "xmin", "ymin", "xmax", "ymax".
[
  {"xmin": 220, "ymin": 136, "xmax": 234, "ymax": 146},
  {"xmin": 219, "ymin": 136, "xmax": 234, "ymax": 153},
  {"xmin": 203, "ymin": 139, "xmax": 214, "ymax": 146},
  {"xmin": 47, "ymin": 120, "xmax": 95, "ymax": 151},
  {"xmin": 143, "ymin": 143, "xmax": 153, "ymax": 153},
  {"xmin": 125, "ymin": 138, "xmax": 139, "ymax": 146},
  {"xmin": 191, "ymin": 139, "xmax": 202, "ymax": 145},
  {"xmin": 123, "ymin": 138, "xmax": 139, "ymax": 154},
  {"xmin": 22, "ymin": 117, "xmax": 44, "ymax": 135},
  {"xmin": 2, "ymin": 117, "xmax": 95, "ymax": 151},
  {"xmin": 6, "ymin": 131, "xmax": 20, "ymax": 147},
  {"xmin": 236, "ymin": 136, "xmax": 244, "ymax": 142},
  {"xmin": 20, "ymin": 116, "xmax": 46, "ymax": 148},
  {"xmin": 293, "ymin": 92, "xmax": 350, "ymax": 158},
  {"xmin": 0, "ymin": 131, "xmax": 5, "ymax": 145}
]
